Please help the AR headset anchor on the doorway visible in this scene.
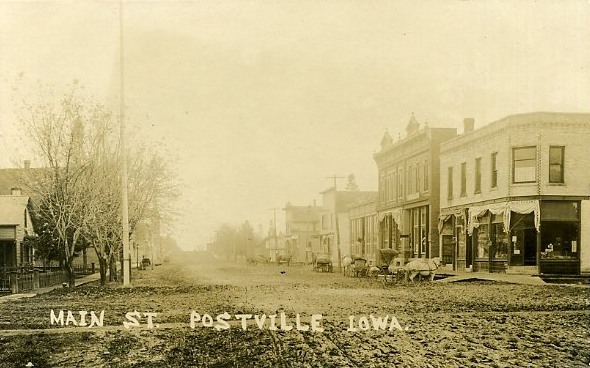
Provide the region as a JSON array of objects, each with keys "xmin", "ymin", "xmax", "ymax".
[{"xmin": 523, "ymin": 228, "xmax": 537, "ymax": 266}]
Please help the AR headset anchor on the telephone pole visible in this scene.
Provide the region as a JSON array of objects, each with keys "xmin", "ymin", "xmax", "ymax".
[
  {"xmin": 325, "ymin": 175, "xmax": 346, "ymax": 272},
  {"xmin": 119, "ymin": 0, "xmax": 131, "ymax": 286}
]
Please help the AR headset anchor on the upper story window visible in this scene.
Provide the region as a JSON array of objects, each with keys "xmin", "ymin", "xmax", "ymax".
[
  {"xmin": 379, "ymin": 174, "xmax": 385, "ymax": 204},
  {"xmin": 407, "ymin": 166, "xmax": 414, "ymax": 195},
  {"xmin": 416, "ymin": 162, "xmax": 422, "ymax": 193},
  {"xmin": 397, "ymin": 169, "xmax": 404, "ymax": 200},
  {"xmin": 423, "ymin": 160, "xmax": 429, "ymax": 191},
  {"xmin": 474, "ymin": 157, "xmax": 482, "ymax": 193},
  {"xmin": 491, "ymin": 152, "xmax": 498, "ymax": 188},
  {"xmin": 460, "ymin": 162, "xmax": 467, "ymax": 197},
  {"xmin": 549, "ymin": 146, "xmax": 565, "ymax": 183},
  {"xmin": 512, "ymin": 146, "xmax": 537, "ymax": 183},
  {"xmin": 389, "ymin": 173, "xmax": 395, "ymax": 201},
  {"xmin": 447, "ymin": 166, "xmax": 453, "ymax": 199}
]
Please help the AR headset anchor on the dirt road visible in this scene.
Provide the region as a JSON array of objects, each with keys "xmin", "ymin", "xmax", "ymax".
[{"xmin": 0, "ymin": 252, "xmax": 588, "ymax": 367}]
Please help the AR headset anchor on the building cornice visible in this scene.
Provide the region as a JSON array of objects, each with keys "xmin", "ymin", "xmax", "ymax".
[{"xmin": 441, "ymin": 112, "xmax": 590, "ymax": 154}]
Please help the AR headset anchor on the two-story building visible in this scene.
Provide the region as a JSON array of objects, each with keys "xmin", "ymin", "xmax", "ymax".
[
  {"xmin": 283, "ymin": 202, "xmax": 321, "ymax": 264},
  {"xmin": 318, "ymin": 188, "xmax": 376, "ymax": 268},
  {"xmin": 348, "ymin": 194, "xmax": 379, "ymax": 265},
  {"xmin": 374, "ymin": 114, "xmax": 457, "ymax": 264},
  {"xmin": 439, "ymin": 112, "xmax": 590, "ymax": 276}
]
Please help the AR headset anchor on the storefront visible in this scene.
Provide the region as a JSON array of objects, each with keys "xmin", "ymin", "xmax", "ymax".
[
  {"xmin": 378, "ymin": 210, "xmax": 402, "ymax": 262},
  {"xmin": 468, "ymin": 200, "xmax": 539, "ymax": 273},
  {"xmin": 465, "ymin": 200, "xmax": 582, "ymax": 275},
  {"xmin": 472, "ymin": 212, "xmax": 509, "ymax": 272},
  {"xmin": 409, "ymin": 206, "xmax": 429, "ymax": 258},
  {"xmin": 438, "ymin": 211, "xmax": 468, "ymax": 271},
  {"xmin": 538, "ymin": 201, "xmax": 580, "ymax": 275}
]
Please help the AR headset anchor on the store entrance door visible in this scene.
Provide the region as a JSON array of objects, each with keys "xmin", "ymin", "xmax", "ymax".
[{"xmin": 524, "ymin": 229, "xmax": 537, "ymax": 266}]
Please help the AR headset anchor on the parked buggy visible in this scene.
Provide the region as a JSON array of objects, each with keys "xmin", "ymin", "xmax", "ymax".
[
  {"xmin": 378, "ymin": 249, "xmax": 404, "ymax": 284},
  {"xmin": 140, "ymin": 257, "xmax": 151, "ymax": 270},
  {"xmin": 352, "ymin": 257, "xmax": 369, "ymax": 277},
  {"xmin": 378, "ymin": 249, "xmax": 399, "ymax": 274},
  {"xmin": 313, "ymin": 254, "xmax": 333, "ymax": 272}
]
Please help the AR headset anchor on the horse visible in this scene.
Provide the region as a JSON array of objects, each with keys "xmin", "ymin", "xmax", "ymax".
[
  {"xmin": 404, "ymin": 258, "xmax": 442, "ymax": 282},
  {"xmin": 276, "ymin": 254, "xmax": 293, "ymax": 266},
  {"xmin": 342, "ymin": 256, "xmax": 353, "ymax": 276}
]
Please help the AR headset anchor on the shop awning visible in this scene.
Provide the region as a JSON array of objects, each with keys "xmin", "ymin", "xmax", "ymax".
[
  {"xmin": 467, "ymin": 200, "xmax": 540, "ymax": 235},
  {"xmin": 378, "ymin": 208, "xmax": 402, "ymax": 227},
  {"xmin": 437, "ymin": 209, "xmax": 466, "ymax": 233}
]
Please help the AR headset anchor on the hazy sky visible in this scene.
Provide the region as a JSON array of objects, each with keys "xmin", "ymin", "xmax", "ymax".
[{"xmin": 1, "ymin": 0, "xmax": 589, "ymax": 250}]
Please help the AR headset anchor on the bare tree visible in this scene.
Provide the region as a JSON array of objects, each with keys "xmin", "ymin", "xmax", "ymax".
[
  {"xmin": 19, "ymin": 86, "xmax": 104, "ymax": 287},
  {"xmin": 345, "ymin": 173, "xmax": 359, "ymax": 191},
  {"xmin": 19, "ymin": 85, "xmax": 180, "ymax": 287}
]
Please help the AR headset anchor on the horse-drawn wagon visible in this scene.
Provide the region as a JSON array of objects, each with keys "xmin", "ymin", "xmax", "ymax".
[
  {"xmin": 351, "ymin": 257, "xmax": 369, "ymax": 277},
  {"xmin": 378, "ymin": 249, "xmax": 406, "ymax": 283},
  {"xmin": 313, "ymin": 254, "xmax": 332, "ymax": 272}
]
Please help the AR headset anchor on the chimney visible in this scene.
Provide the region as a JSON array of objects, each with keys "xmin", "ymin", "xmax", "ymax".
[
  {"xmin": 11, "ymin": 187, "xmax": 22, "ymax": 196},
  {"xmin": 24, "ymin": 160, "xmax": 31, "ymax": 169},
  {"xmin": 463, "ymin": 118, "xmax": 475, "ymax": 134}
]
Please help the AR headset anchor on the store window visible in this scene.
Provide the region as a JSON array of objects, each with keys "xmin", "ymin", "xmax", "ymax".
[
  {"xmin": 541, "ymin": 222, "xmax": 579, "ymax": 260},
  {"xmin": 513, "ymin": 146, "xmax": 536, "ymax": 183},
  {"xmin": 420, "ymin": 209, "xmax": 427, "ymax": 254},
  {"xmin": 413, "ymin": 210, "xmax": 419, "ymax": 255},
  {"xmin": 476, "ymin": 221, "xmax": 489, "ymax": 258},
  {"xmin": 549, "ymin": 146, "xmax": 564, "ymax": 183},
  {"xmin": 410, "ymin": 207, "xmax": 428, "ymax": 256},
  {"xmin": 490, "ymin": 219, "xmax": 508, "ymax": 260},
  {"xmin": 540, "ymin": 201, "xmax": 579, "ymax": 260}
]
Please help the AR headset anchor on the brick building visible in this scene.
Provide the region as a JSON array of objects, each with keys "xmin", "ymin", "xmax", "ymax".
[
  {"xmin": 374, "ymin": 114, "xmax": 457, "ymax": 264},
  {"xmin": 439, "ymin": 112, "xmax": 590, "ymax": 276}
]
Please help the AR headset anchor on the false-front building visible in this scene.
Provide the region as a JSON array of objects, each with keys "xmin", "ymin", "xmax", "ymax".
[{"xmin": 439, "ymin": 112, "xmax": 590, "ymax": 276}]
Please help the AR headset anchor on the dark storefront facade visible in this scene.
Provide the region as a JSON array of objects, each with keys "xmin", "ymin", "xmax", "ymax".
[{"xmin": 448, "ymin": 199, "xmax": 583, "ymax": 275}]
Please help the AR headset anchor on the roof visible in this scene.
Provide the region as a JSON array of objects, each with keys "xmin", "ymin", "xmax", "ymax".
[
  {"xmin": 284, "ymin": 205, "xmax": 321, "ymax": 223},
  {"xmin": 441, "ymin": 111, "xmax": 590, "ymax": 150},
  {"xmin": 334, "ymin": 191, "xmax": 377, "ymax": 213},
  {"xmin": 0, "ymin": 167, "xmax": 46, "ymax": 196},
  {"xmin": 0, "ymin": 195, "xmax": 30, "ymax": 225}
]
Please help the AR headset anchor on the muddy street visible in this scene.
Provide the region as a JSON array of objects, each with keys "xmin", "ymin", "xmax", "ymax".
[{"xmin": 0, "ymin": 253, "xmax": 589, "ymax": 367}]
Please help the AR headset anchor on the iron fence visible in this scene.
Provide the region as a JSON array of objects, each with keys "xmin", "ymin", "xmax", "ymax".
[{"xmin": 0, "ymin": 266, "xmax": 78, "ymax": 294}]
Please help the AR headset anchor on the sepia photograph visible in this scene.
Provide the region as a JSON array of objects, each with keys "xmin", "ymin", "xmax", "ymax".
[{"xmin": 0, "ymin": 0, "xmax": 589, "ymax": 367}]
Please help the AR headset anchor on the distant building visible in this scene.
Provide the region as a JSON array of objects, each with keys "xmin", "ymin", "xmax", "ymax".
[
  {"xmin": 132, "ymin": 213, "xmax": 163, "ymax": 267},
  {"xmin": 374, "ymin": 114, "xmax": 457, "ymax": 265},
  {"xmin": 439, "ymin": 112, "xmax": 590, "ymax": 276},
  {"xmin": 318, "ymin": 187, "xmax": 377, "ymax": 268},
  {"xmin": 283, "ymin": 202, "xmax": 320, "ymax": 263}
]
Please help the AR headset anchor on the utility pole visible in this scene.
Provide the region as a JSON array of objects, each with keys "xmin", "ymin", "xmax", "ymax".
[
  {"xmin": 119, "ymin": 0, "xmax": 131, "ymax": 286},
  {"xmin": 325, "ymin": 175, "xmax": 346, "ymax": 273}
]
